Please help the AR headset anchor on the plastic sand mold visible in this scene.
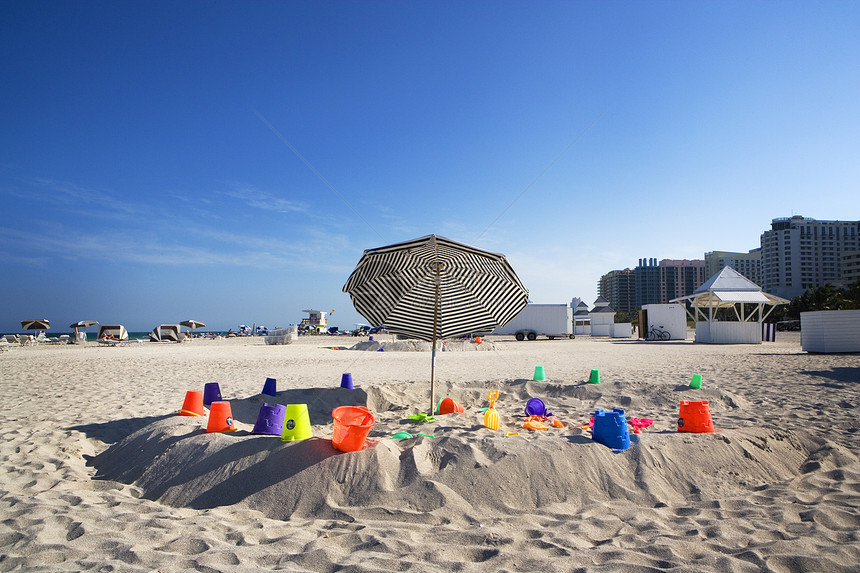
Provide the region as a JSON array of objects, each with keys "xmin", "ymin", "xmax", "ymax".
[
  {"xmin": 521, "ymin": 414, "xmax": 564, "ymax": 431},
  {"xmin": 523, "ymin": 420, "xmax": 548, "ymax": 431},
  {"xmin": 628, "ymin": 417, "xmax": 654, "ymax": 434},
  {"xmin": 407, "ymin": 413, "xmax": 437, "ymax": 423},
  {"xmin": 522, "ymin": 415, "xmax": 548, "ymax": 431},
  {"xmin": 391, "ymin": 431, "xmax": 435, "ymax": 439},
  {"xmin": 592, "ymin": 408, "xmax": 631, "ymax": 453}
]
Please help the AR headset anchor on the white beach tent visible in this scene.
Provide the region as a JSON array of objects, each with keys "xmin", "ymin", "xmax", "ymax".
[
  {"xmin": 98, "ymin": 325, "xmax": 128, "ymax": 340},
  {"xmin": 671, "ymin": 267, "xmax": 788, "ymax": 344},
  {"xmin": 149, "ymin": 324, "xmax": 181, "ymax": 342}
]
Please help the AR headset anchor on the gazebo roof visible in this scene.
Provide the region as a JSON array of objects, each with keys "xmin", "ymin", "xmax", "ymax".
[
  {"xmin": 694, "ymin": 267, "xmax": 761, "ymax": 293},
  {"xmin": 672, "ymin": 266, "xmax": 788, "ymax": 308}
]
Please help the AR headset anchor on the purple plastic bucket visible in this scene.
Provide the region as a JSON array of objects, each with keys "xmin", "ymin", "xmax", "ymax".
[
  {"xmin": 525, "ymin": 398, "xmax": 547, "ymax": 417},
  {"xmin": 203, "ymin": 382, "xmax": 222, "ymax": 406},
  {"xmin": 262, "ymin": 377, "xmax": 277, "ymax": 396},
  {"xmin": 341, "ymin": 373, "xmax": 354, "ymax": 389},
  {"xmin": 252, "ymin": 403, "xmax": 287, "ymax": 435}
]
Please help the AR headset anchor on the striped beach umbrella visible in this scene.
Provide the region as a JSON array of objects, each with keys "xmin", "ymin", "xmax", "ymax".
[
  {"xmin": 22, "ymin": 318, "xmax": 50, "ymax": 333},
  {"xmin": 343, "ymin": 235, "xmax": 529, "ymax": 412}
]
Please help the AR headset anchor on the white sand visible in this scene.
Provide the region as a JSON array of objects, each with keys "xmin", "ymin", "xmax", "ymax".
[{"xmin": 1, "ymin": 333, "xmax": 858, "ymax": 572}]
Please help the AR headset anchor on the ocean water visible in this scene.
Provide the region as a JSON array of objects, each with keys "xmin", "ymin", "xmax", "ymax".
[{"xmin": 7, "ymin": 331, "xmax": 229, "ymax": 341}]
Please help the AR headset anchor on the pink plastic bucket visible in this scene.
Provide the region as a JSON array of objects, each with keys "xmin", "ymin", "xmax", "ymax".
[{"xmin": 332, "ymin": 406, "xmax": 375, "ymax": 452}]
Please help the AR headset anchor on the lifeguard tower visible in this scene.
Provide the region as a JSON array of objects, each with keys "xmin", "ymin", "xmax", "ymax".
[{"xmin": 301, "ymin": 310, "xmax": 328, "ymax": 334}]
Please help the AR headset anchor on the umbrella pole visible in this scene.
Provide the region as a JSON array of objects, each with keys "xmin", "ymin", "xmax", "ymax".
[
  {"xmin": 430, "ymin": 334, "xmax": 437, "ymax": 414},
  {"xmin": 430, "ymin": 262, "xmax": 441, "ymax": 415}
]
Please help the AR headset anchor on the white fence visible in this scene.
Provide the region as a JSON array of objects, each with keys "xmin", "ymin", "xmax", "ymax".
[
  {"xmin": 801, "ymin": 310, "xmax": 860, "ymax": 353},
  {"xmin": 695, "ymin": 321, "xmax": 761, "ymax": 344},
  {"xmin": 610, "ymin": 323, "xmax": 633, "ymax": 338}
]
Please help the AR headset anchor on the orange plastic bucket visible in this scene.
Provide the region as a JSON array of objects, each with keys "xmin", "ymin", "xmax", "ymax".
[
  {"xmin": 178, "ymin": 390, "xmax": 204, "ymax": 416},
  {"xmin": 206, "ymin": 400, "xmax": 238, "ymax": 433},
  {"xmin": 678, "ymin": 400, "xmax": 715, "ymax": 433},
  {"xmin": 331, "ymin": 406, "xmax": 375, "ymax": 452}
]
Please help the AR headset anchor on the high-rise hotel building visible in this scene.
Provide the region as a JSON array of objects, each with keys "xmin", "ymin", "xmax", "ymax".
[
  {"xmin": 704, "ymin": 249, "xmax": 761, "ymax": 286},
  {"xmin": 597, "ymin": 269, "xmax": 636, "ymax": 313},
  {"xmin": 760, "ymin": 216, "xmax": 860, "ymax": 299},
  {"xmin": 611, "ymin": 258, "xmax": 706, "ymax": 308}
]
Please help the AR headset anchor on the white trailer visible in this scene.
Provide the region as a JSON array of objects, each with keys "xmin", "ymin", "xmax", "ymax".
[{"xmin": 493, "ymin": 304, "xmax": 574, "ymax": 341}]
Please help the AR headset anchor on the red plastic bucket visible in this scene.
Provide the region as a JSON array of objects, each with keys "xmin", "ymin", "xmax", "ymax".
[
  {"xmin": 332, "ymin": 406, "xmax": 375, "ymax": 452},
  {"xmin": 678, "ymin": 400, "xmax": 715, "ymax": 433}
]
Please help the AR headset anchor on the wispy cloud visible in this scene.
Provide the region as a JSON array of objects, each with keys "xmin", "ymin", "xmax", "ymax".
[
  {"xmin": 30, "ymin": 177, "xmax": 149, "ymax": 218},
  {"xmin": 1, "ymin": 173, "xmax": 362, "ymax": 277},
  {"xmin": 0, "ymin": 218, "xmax": 357, "ymax": 274},
  {"xmin": 221, "ymin": 183, "xmax": 309, "ymax": 214}
]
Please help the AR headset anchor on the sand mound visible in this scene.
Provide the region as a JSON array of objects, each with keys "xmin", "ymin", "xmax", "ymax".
[
  {"xmin": 350, "ymin": 340, "xmax": 431, "ymax": 352},
  {"xmin": 350, "ymin": 340, "xmax": 495, "ymax": 352},
  {"xmin": 88, "ymin": 380, "xmax": 855, "ymax": 525}
]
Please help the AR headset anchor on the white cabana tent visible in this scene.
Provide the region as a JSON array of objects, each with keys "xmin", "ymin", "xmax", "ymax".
[
  {"xmin": 98, "ymin": 325, "xmax": 128, "ymax": 340},
  {"xmin": 671, "ymin": 266, "xmax": 788, "ymax": 344},
  {"xmin": 149, "ymin": 324, "xmax": 181, "ymax": 342}
]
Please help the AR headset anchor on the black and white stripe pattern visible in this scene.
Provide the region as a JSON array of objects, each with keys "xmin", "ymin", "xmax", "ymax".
[{"xmin": 343, "ymin": 235, "xmax": 529, "ymax": 341}]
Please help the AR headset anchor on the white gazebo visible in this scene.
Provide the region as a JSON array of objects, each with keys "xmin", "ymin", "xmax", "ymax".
[{"xmin": 671, "ymin": 267, "xmax": 788, "ymax": 344}]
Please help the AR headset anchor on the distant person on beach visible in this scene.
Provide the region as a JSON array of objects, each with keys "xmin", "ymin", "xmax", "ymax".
[{"xmin": 102, "ymin": 332, "xmax": 114, "ymax": 340}]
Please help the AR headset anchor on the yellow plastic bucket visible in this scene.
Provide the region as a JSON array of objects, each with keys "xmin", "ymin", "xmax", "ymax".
[{"xmin": 281, "ymin": 404, "xmax": 313, "ymax": 442}]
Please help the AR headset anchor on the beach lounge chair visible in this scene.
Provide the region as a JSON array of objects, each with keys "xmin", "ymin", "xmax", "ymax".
[{"xmin": 98, "ymin": 337, "xmax": 143, "ymax": 347}]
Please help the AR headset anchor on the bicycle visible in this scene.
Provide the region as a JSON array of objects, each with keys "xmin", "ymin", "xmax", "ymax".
[{"xmin": 647, "ymin": 326, "xmax": 670, "ymax": 341}]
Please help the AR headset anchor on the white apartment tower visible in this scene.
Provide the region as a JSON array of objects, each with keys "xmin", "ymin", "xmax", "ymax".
[
  {"xmin": 760, "ymin": 216, "xmax": 860, "ymax": 299},
  {"xmin": 704, "ymin": 249, "xmax": 762, "ymax": 286}
]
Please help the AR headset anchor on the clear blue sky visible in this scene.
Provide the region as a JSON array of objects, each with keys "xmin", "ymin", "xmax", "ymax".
[{"xmin": 2, "ymin": 1, "xmax": 858, "ymax": 333}]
